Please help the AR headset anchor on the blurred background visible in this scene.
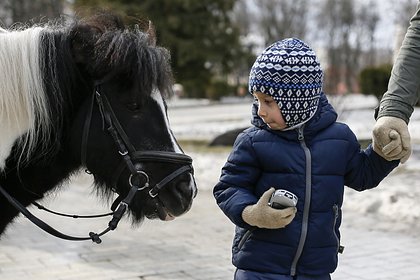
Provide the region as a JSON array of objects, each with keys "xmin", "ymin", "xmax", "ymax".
[
  {"xmin": 2, "ymin": 2, "xmax": 420, "ymax": 279},
  {"xmin": 0, "ymin": 0, "xmax": 418, "ymax": 103}
]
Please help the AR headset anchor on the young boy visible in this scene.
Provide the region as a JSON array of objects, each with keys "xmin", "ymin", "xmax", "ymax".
[{"xmin": 213, "ymin": 38, "xmax": 399, "ymax": 280}]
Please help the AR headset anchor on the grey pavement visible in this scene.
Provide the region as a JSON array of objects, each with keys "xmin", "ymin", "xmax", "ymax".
[
  {"xmin": 1, "ymin": 175, "xmax": 420, "ymax": 280},
  {"xmin": 2, "ymin": 138, "xmax": 420, "ymax": 280}
]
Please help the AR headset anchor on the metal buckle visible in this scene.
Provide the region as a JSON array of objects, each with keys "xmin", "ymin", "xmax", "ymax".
[
  {"xmin": 119, "ymin": 150, "xmax": 128, "ymax": 156},
  {"xmin": 148, "ymin": 188, "xmax": 158, "ymax": 198},
  {"xmin": 128, "ymin": 171, "xmax": 149, "ymax": 190},
  {"xmin": 138, "ymin": 182, "xmax": 149, "ymax": 191}
]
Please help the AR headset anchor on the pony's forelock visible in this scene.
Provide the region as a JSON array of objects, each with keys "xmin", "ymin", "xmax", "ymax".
[{"xmin": 89, "ymin": 18, "xmax": 174, "ymax": 100}]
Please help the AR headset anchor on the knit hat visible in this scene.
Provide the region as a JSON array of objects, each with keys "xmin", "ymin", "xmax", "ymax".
[{"xmin": 249, "ymin": 38, "xmax": 323, "ymax": 128}]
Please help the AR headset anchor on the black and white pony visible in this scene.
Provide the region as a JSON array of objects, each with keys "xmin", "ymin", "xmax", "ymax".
[{"xmin": 0, "ymin": 12, "xmax": 197, "ymax": 241}]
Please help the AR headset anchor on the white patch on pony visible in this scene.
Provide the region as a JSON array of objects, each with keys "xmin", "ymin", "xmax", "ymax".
[
  {"xmin": 0, "ymin": 27, "xmax": 50, "ymax": 170},
  {"xmin": 151, "ymin": 90, "xmax": 197, "ymax": 200},
  {"xmin": 151, "ymin": 89, "xmax": 182, "ymax": 153}
]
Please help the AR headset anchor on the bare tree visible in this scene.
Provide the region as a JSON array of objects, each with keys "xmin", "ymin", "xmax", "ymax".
[
  {"xmin": 316, "ymin": 0, "xmax": 380, "ymax": 94},
  {"xmin": 346, "ymin": 0, "xmax": 380, "ymax": 88},
  {"xmin": 358, "ymin": 0, "xmax": 380, "ymax": 66},
  {"xmin": 316, "ymin": 0, "xmax": 351, "ymax": 93},
  {"xmin": 232, "ymin": 0, "xmax": 251, "ymax": 35},
  {"xmin": 394, "ymin": 0, "xmax": 418, "ymax": 28},
  {"xmin": 254, "ymin": 0, "xmax": 309, "ymax": 45},
  {"xmin": 391, "ymin": 0, "xmax": 418, "ymax": 54}
]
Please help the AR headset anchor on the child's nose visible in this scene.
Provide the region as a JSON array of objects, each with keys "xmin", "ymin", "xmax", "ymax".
[{"xmin": 258, "ymin": 106, "xmax": 266, "ymax": 117}]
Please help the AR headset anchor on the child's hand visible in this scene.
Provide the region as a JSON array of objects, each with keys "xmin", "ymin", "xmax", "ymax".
[
  {"xmin": 372, "ymin": 116, "xmax": 411, "ymax": 163},
  {"xmin": 242, "ymin": 188, "xmax": 297, "ymax": 229}
]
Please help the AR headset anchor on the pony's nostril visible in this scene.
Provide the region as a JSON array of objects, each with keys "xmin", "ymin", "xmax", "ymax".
[
  {"xmin": 177, "ymin": 173, "xmax": 197, "ymax": 198},
  {"xmin": 176, "ymin": 181, "xmax": 194, "ymax": 199}
]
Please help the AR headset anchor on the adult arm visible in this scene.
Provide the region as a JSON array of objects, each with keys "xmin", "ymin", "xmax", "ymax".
[
  {"xmin": 373, "ymin": 1, "xmax": 420, "ymax": 162},
  {"xmin": 377, "ymin": 1, "xmax": 420, "ymax": 121}
]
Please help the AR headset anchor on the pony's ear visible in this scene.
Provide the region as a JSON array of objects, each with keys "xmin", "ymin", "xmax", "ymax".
[
  {"xmin": 69, "ymin": 24, "xmax": 100, "ymax": 64},
  {"xmin": 146, "ymin": 21, "xmax": 156, "ymax": 47}
]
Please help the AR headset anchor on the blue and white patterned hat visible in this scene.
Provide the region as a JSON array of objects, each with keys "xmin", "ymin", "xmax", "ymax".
[{"xmin": 249, "ymin": 38, "xmax": 323, "ymax": 128}]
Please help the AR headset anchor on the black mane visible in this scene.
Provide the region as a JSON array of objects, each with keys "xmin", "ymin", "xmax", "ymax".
[
  {"xmin": 71, "ymin": 12, "xmax": 174, "ymax": 98},
  {"xmin": 35, "ymin": 12, "xmax": 174, "ymax": 162}
]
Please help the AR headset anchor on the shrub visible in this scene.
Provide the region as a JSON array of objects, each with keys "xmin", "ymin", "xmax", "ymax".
[
  {"xmin": 359, "ymin": 64, "xmax": 392, "ymax": 100},
  {"xmin": 206, "ymin": 80, "xmax": 234, "ymax": 100}
]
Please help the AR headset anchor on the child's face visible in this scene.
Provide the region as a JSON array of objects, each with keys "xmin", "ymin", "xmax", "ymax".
[{"xmin": 253, "ymin": 92, "xmax": 287, "ymax": 130}]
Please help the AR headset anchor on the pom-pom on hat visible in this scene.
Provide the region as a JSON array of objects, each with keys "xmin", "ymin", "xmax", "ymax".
[{"xmin": 249, "ymin": 38, "xmax": 323, "ymax": 128}]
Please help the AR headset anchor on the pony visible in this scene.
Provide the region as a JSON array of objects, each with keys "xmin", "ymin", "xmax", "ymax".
[{"xmin": 0, "ymin": 12, "xmax": 197, "ymax": 241}]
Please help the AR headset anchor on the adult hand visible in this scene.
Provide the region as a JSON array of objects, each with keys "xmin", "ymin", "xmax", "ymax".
[
  {"xmin": 372, "ymin": 116, "xmax": 411, "ymax": 163},
  {"xmin": 242, "ymin": 188, "xmax": 296, "ymax": 229}
]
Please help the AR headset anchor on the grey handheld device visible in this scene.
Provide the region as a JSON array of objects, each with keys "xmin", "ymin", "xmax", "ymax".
[{"xmin": 268, "ymin": 189, "xmax": 298, "ymax": 209}]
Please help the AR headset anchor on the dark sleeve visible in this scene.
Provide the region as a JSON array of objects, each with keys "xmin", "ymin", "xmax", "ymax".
[
  {"xmin": 213, "ymin": 131, "xmax": 261, "ymax": 229},
  {"xmin": 344, "ymin": 130, "xmax": 399, "ymax": 191},
  {"xmin": 377, "ymin": 0, "xmax": 420, "ymax": 123}
]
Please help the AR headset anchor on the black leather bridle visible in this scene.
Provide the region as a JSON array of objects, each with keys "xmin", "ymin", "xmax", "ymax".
[
  {"xmin": 83, "ymin": 85, "xmax": 194, "ymax": 199},
  {"xmin": 0, "ymin": 84, "xmax": 195, "ymax": 244}
]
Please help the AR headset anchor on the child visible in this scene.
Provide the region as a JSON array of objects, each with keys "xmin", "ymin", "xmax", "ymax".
[{"xmin": 213, "ymin": 38, "xmax": 399, "ymax": 280}]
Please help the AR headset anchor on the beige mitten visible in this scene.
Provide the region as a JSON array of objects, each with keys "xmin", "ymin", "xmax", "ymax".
[
  {"xmin": 242, "ymin": 188, "xmax": 297, "ymax": 229},
  {"xmin": 373, "ymin": 116, "xmax": 411, "ymax": 163}
]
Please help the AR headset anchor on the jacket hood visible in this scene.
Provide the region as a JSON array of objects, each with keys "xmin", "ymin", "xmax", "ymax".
[
  {"xmin": 249, "ymin": 38, "xmax": 323, "ymax": 128},
  {"xmin": 251, "ymin": 92, "xmax": 337, "ymax": 140}
]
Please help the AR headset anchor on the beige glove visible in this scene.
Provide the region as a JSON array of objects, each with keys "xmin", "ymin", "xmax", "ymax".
[
  {"xmin": 242, "ymin": 188, "xmax": 297, "ymax": 229},
  {"xmin": 372, "ymin": 116, "xmax": 411, "ymax": 163}
]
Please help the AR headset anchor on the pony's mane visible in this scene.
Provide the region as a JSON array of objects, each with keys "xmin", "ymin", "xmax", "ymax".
[{"xmin": 0, "ymin": 26, "xmax": 50, "ymax": 168}]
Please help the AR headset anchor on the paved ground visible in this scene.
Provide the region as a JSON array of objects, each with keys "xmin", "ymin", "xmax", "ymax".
[
  {"xmin": 1, "ymin": 127, "xmax": 420, "ymax": 280},
  {"xmin": 1, "ymin": 172, "xmax": 420, "ymax": 280}
]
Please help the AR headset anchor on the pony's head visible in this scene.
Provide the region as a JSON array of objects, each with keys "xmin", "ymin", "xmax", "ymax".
[{"xmin": 65, "ymin": 13, "xmax": 197, "ymax": 223}]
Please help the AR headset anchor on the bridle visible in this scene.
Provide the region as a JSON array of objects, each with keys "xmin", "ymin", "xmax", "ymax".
[
  {"xmin": 0, "ymin": 82, "xmax": 195, "ymax": 244},
  {"xmin": 82, "ymin": 83, "xmax": 194, "ymax": 199}
]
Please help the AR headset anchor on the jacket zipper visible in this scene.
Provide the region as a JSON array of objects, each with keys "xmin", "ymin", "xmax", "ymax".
[
  {"xmin": 290, "ymin": 125, "xmax": 312, "ymax": 276},
  {"xmin": 238, "ymin": 229, "xmax": 254, "ymax": 250},
  {"xmin": 333, "ymin": 204, "xmax": 340, "ymax": 254}
]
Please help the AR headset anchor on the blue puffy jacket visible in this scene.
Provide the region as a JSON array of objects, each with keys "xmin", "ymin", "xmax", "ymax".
[{"xmin": 213, "ymin": 93, "xmax": 399, "ymax": 276}]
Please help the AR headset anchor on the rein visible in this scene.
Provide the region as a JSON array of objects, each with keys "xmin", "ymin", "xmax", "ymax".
[
  {"xmin": 0, "ymin": 179, "xmax": 143, "ymax": 244},
  {"xmin": 0, "ymin": 83, "xmax": 194, "ymax": 244}
]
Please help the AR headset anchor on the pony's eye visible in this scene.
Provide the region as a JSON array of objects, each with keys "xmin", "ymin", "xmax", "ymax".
[{"xmin": 127, "ymin": 102, "xmax": 140, "ymax": 112}]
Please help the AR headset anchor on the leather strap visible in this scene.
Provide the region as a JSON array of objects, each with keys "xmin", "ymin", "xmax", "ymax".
[{"xmin": 81, "ymin": 92, "xmax": 96, "ymax": 168}]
